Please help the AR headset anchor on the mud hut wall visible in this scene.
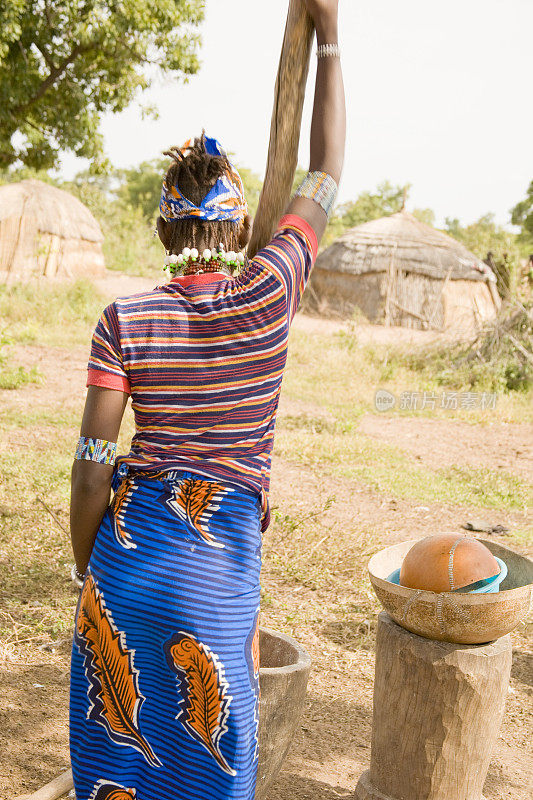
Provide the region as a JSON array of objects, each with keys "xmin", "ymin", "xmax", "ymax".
[
  {"xmin": 0, "ymin": 216, "xmax": 42, "ymax": 276},
  {"xmin": 0, "ymin": 214, "xmax": 23, "ymax": 274},
  {"xmin": 307, "ymin": 266, "xmax": 445, "ymax": 328},
  {"xmin": 306, "ymin": 267, "xmax": 385, "ymax": 320},
  {"xmin": 41, "ymin": 233, "xmax": 62, "ymax": 277},
  {"xmin": 442, "ymin": 280, "xmax": 498, "ymax": 333},
  {"xmin": 1, "ymin": 217, "xmax": 49, "ymax": 277},
  {"xmin": 59, "ymin": 237, "xmax": 106, "ymax": 278},
  {"xmin": 0, "ymin": 223, "xmax": 105, "ymax": 279},
  {"xmin": 0, "ymin": 215, "xmax": 44, "ymax": 276},
  {"xmin": 389, "ymin": 271, "xmax": 446, "ymax": 330}
]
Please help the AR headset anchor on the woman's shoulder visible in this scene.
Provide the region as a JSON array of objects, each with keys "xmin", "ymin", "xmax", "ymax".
[
  {"xmin": 111, "ymin": 284, "xmax": 176, "ymax": 308},
  {"xmin": 249, "ymin": 214, "xmax": 318, "ymax": 269}
]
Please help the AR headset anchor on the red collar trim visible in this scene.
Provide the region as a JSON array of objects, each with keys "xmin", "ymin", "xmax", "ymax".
[{"xmin": 170, "ymin": 271, "xmax": 231, "ymax": 287}]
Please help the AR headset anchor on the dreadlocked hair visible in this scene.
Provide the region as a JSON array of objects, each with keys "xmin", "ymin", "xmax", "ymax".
[{"xmin": 162, "ymin": 133, "xmax": 242, "ymax": 268}]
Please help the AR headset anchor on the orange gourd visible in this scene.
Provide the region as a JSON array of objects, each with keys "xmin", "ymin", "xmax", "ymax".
[{"xmin": 400, "ymin": 533, "xmax": 500, "ymax": 593}]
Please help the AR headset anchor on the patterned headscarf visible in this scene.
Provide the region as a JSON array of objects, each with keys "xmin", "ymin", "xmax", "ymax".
[{"xmin": 159, "ymin": 136, "xmax": 248, "ymax": 224}]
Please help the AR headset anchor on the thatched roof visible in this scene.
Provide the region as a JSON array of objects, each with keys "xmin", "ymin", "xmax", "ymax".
[
  {"xmin": 316, "ymin": 209, "xmax": 496, "ymax": 283},
  {"xmin": 0, "ymin": 179, "xmax": 103, "ymax": 243}
]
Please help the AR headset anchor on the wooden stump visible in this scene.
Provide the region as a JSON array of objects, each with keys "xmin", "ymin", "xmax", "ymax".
[{"xmin": 354, "ymin": 612, "xmax": 512, "ymax": 800}]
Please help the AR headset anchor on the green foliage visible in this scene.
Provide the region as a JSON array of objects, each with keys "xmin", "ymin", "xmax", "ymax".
[
  {"xmin": 117, "ymin": 158, "xmax": 169, "ymax": 220},
  {"xmin": 0, "ymin": 0, "xmax": 204, "ymax": 171},
  {"xmin": 321, "ymin": 181, "xmax": 434, "ymax": 250},
  {"xmin": 291, "ymin": 166, "xmax": 308, "ymax": 196},
  {"xmin": 0, "ymin": 364, "xmax": 41, "ymax": 390},
  {"xmin": 66, "ymin": 175, "xmax": 164, "ymax": 275},
  {"xmin": 238, "ymin": 165, "xmax": 263, "ymax": 219},
  {"xmin": 335, "ymin": 180, "xmax": 408, "ymax": 227},
  {"xmin": 511, "ymin": 179, "xmax": 533, "ymax": 245},
  {"xmin": 445, "ymin": 214, "xmax": 524, "ymax": 298},
  {"xmin": 0, "ymin": 165, "xmax": 59, "ymax": 186},
  {"xmin": 411, "ymin": 207, "xmax": 436, "ymax": 226},
  {"xmin": 102, "ymin": 202, "xmax": 163, "ymax": 275}
]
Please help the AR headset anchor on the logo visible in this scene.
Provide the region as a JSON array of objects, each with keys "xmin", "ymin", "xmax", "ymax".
[{"xmin": 374, "ymin": 389, "xmax": 396, "ymax": 412}]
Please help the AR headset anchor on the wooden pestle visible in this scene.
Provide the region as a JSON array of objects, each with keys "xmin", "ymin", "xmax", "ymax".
[{"xmin": 248, "ymin": 0, "xmax": 315, "ymax": 259}]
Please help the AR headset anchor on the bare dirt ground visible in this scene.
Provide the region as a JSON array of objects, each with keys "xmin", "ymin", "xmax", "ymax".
[
  {"xmin": 359, "ymin": 414, "xmax": 533, "ymax": 484},
  {"xmin": 0, "ymin": 274, "xmax": 531, "ymax": 800}
]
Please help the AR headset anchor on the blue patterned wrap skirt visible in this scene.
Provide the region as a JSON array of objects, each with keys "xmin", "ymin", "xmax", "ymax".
[{"xmin": 69, "ymin": 467, "xmax": 262, "ymax": 800}]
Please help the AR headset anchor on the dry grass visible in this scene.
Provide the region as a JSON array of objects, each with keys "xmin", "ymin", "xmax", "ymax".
[
  {"xmin": 0, "ymin": 279, "xmax": 106, "ymax": 346},
  {"xmin": 384, "ymin": 300, "xmax": 533, "ymax": 393},
  {"xmin": 282, "ymin": 322, "xmax": 533, "ymax": 425}
]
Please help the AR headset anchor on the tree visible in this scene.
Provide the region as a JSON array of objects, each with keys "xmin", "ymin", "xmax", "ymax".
[
  {"xmin": 445, "ymin": 213, "xmax": 523, "ymax": 298},
  {"xmin": 335, "ymin": 181, "xmax": 408, "ymax": 229},
  {"xmin": 117, "ymin": 158, "xmax": 170, "ymax": 219},
  {"xmin": 238, "ymin": 165, "xmax": 263, "ymax": 219},
  {"xmin": 511, "ymin": 180, "xmax": 533, "ymax": 244},
  {"xmin": 0, "ymin": 0, "xmax": 204, "ymax": 171},
  {"xmin": 412, "ymin": 207, "xmax": 436, "ymax": 226}
]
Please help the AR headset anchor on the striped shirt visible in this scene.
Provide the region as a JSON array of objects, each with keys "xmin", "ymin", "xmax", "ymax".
[{"xmin": 87, "ymin": 214, "xmax": 317, "ymax": 532}]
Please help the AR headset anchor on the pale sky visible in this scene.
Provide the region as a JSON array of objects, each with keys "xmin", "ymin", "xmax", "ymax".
[{"xmin": 60, "ymin": 0, "xmax": 533, "ymax": 228}]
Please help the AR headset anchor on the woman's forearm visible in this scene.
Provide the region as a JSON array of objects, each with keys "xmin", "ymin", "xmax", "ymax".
[
  {"xmin": 309, "ymin": 13, "xmax": 346, "ymax": 184},
  {"xmin": 70, "ymin": 461, "xmax": 113, "ymax": 574},
  {"xmin": 70, "ymin": 386, "xmax": 128, "ymax": 574}
]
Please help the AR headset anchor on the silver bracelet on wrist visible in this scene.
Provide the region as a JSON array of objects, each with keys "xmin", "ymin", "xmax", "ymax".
[
  {"xmin": 317, "ymin": 43, "xmax": 340, "ymax": 59},
  {"xmin": 71, "ymin": 564, "xmax": 86, "ymax": 589}
]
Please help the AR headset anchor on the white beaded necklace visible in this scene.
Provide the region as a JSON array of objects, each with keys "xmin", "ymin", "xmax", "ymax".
[{"xmin": 164, "ymin": 243, "xmax": 245, "ymax": 277}]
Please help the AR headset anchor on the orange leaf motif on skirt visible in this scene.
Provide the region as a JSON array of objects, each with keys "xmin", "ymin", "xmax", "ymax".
[
  {"xmin": 76, "ymin": 574, "xmax": 161, "ymax": 768},
  {"xmin": 90, "ymin": 781, "xmax": 137, "ymax": 800},
  {"xmin": 110, "ymin": 478, "xmax": 138, "ymax": 549},
  {"xmin": 245, "ymin": 610, "xmax": 261, "ymax": 761},
  {"xmin": 164, "ymin": 478, "xmax": 232, "ymax": 548},
  {"xmin": 251, "ymin": 616, "xmax": 260, "ymax": 679},
  {"xmin": 165, "ymin": 632, "xmax": 236, "ymax": 775}
]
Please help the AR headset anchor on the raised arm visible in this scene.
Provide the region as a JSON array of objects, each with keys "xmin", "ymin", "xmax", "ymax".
[{"xmin": 287, "ymin": 0, "xmax": 346, "ymax": 243}]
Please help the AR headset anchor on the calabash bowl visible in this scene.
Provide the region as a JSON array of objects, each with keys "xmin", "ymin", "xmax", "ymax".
[{"xmin": 368, "ymin": 538, "xmax": 533, "ymax": 644}]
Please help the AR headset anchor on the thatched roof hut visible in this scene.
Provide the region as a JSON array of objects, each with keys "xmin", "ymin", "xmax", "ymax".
[
  {"xmin": 304, "ymin": 209, "xmax": 501, "ymax": 331},
  {"xmin": 0, "ymin": 179, "xmax": 105, "ymax": 280}
]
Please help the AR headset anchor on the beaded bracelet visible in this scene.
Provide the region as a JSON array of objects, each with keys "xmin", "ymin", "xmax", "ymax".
[
  {"xmin": 295, "ymin": 171, "xmax": 338, "ymax": 217},
  {"xmin": 75, "ymin": 436, "xmax": 117, "ymax": 466},
  {"xmin": 317, "ymin": 43, "xmax": 340, "ymax": 59}
]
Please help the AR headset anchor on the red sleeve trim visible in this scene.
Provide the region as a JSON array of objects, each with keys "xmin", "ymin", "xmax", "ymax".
[
  {"xmin": 87, "ymin": 368, "xmax": 131, "ymax": 395},
  {"xmin": 170, "ymin": 272, "xmax": 229, "ymax": 287},
  {"xmin": 278, "ymin": 214, "xmax": 319, "ymax": 262}
]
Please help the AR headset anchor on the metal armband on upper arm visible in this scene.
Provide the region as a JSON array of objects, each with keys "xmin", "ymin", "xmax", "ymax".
[
  {"xmin": 75, "ymin": 437, "xmax": 117, "ymax": 466},
  {"xmin": 294, "ymin": 171, "xmax": 338, "ymax": 218}
]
